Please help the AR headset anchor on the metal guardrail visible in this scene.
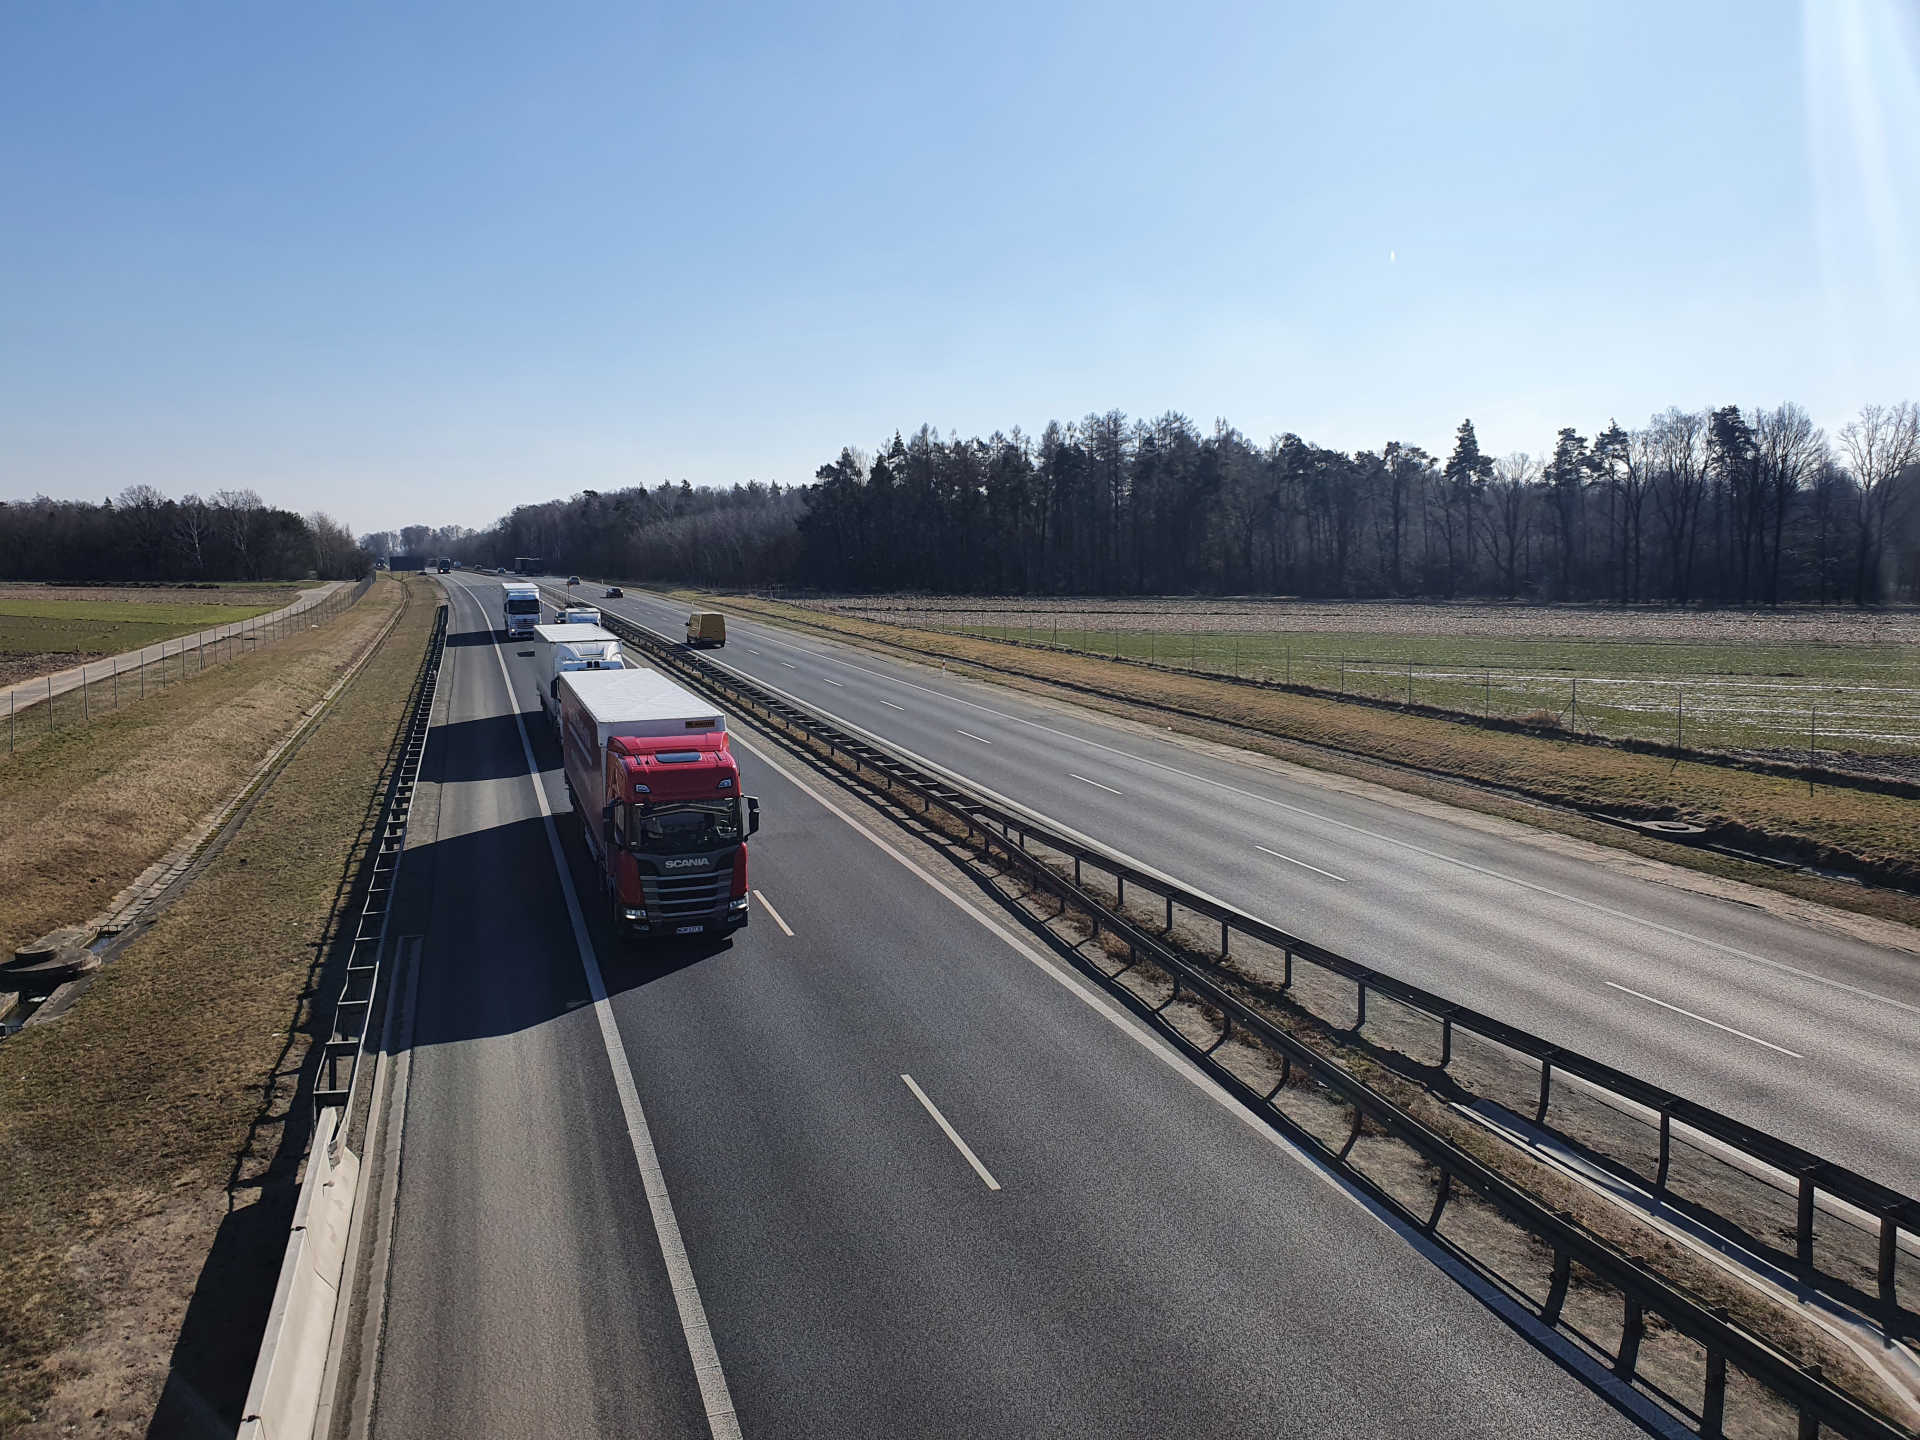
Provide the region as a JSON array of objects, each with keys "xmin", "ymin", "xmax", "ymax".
[
  {"xmin": 598, "ymin": 606, "xmax": 1916, "ymax": 1440},
  {"xmin": 313, "ymin": 598, "xmax": 446, "ymax": 1128}
]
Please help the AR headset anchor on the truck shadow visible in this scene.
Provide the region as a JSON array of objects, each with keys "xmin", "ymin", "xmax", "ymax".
[{"xmin": 425, "ymin": 712, "xmax": 555, "ymax": 784}]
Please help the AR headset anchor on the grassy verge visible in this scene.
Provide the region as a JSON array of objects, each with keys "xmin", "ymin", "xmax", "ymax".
[
  {"xmin": 0, "ymin": 580, "xmax": 399, "ymax": 960},
  {"xmin": 0, "ymin": 598, "xmax": 283, "ymax": 669},
  {"xmin": 0, "ymin": 574, "xmax": 435, "ymax": 1434},
  {"xmin": 672, "ymin": 590, "xmax": 1920, "ymax": 930}
]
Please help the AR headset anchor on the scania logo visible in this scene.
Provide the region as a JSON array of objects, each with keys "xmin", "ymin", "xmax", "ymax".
[{"xmin": 662, "ymin": 858, "xmax": 708, "ymax": 869}]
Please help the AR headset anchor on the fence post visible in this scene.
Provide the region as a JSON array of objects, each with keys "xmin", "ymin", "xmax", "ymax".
[{"xmin": 82, "ymin": 665, "xmax": 88, "ymax": 722}]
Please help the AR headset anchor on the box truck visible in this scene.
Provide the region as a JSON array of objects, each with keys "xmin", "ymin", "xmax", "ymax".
[
  {"xmin": 686, "ymin": 612, "xmax": 727, "ymax": 648},
  {"xmin": 500, "ymin": 581, "xmax": 542, "ymax": 638},
  {"xmin": 558, "ymin": 669, "xmax": 759, "ymax": 940},
  {"xmin": 533, "ymin": 623, "xmax": 625, "ymax": 728},
  {"xmin": 556, "ymin": 605, "xmax": 602, "ymax": 626}
]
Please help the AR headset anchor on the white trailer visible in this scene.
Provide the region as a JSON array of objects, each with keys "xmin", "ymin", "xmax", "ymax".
[{"xmin": 532, "ymin": 623, "xmax": 625, "ymax": 728}]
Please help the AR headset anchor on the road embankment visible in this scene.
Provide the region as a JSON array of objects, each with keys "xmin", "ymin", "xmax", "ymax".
[{"xmin": 0, "ymin": 573, "xmax": 437, "ymax": 1436}]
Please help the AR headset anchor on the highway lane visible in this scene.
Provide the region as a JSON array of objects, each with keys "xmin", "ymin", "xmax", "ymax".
[
  {"xmin": 580, "ymin": 583, "xmax": 1920, "ymax": 1193},
  {"xmin": 362, "ymin": 572, "xmax": 1648, "ymax": 1437}
]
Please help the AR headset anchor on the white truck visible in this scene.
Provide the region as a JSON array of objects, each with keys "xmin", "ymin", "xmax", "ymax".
[
  {"xmin": 556, "ymin": 605, "xmax": 602, "ymax": 626},
  {"xmin": 500, "ymin": 581, "xmax": 542, "ymax": 638},
  {"xmin": 532, "ymin": 623, "xmax": 625, "ymax": 729}
]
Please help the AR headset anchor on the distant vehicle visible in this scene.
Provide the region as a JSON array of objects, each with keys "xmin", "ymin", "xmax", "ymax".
[
  {"xmin": 686, "ymin": 612, "xmax": 727, "ymax": 648},
  {"xmin": 558, "ymin": 668, "xmax": 759, "ymax": 940},
  {"xmin": 532, "ymin": 623, "xmax": 624, "ymax": 729},
  {"xmin": 514, "ymin": 556, "xmax": 543, "ymax": 575},
  {"xmin": 556, "ymin": 605, "xmax": 602, "ymax": 627},
  {"xmin": 500, "ymin": 581, "xmax": 542, "ymax": 638},
  {"xmin": 451, "ymin": 560, "xmax": 463, "ymax": 570},
  {"xmin": 568, "ymin": 574, "xmax": 581, "ymax": 585},
  {"xmin": 603, "ymin": 586, "xmax": 623, "ymax": 599},
  {"xmin": 496, "ymin": 567, "xmax": 508, "ymax": 575},
  {"xmin": 437, "ymin": 561, "xmax": 451, "ymax": 573}
]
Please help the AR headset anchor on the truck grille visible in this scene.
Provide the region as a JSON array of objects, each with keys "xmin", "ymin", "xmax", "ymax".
[{"xmin": 646, "ymin": 870, "xmax": 729, "ymax": 918}]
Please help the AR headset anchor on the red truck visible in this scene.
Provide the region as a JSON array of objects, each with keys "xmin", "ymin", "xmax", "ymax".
[{"xmin": 558, "ymin": 668, "xmax": 760, "ymax": 940}]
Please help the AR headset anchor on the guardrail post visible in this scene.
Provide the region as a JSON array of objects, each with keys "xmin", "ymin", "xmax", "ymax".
[
  {"xmin": 1798, "ymin": 1167, "xmax": 1819, "ymax": 1273},
  {"xmin": 1439, "ymin": 1011, "xmax": 1452, "ymax": 1067},
  {"xmin": 1117, "ymin": 875, "xmax": 1125, "ymax": 906},
  {"xmin": 1540, "ymin": 1248, "xmax": 1571, "ymax": 1325},
  {"xmin": 1283, "ymin": 946, "xmax": 1293, "ymax": 989},
  {"xmin": 1356, "ymin": 980, "xmax": 1367, "ymax": 1029},
  {"xmin": 1701, "ymin": 1349, "xmax": 1727, "ymax": 1439},
  {"xmin": 1073, "ymin": 856, "xmax": 1081, "ymax": 885},
  {"xmin": 1220, "ymin": 919, "xmax": 1229, "ymax": 957},
  {"xmin": 1879, "ymin": 1211, "xmax": 1900, "ymax": 1315},
  {"xmin": 1536, "ymin": 1052, "xmax": 1555, "ymax": 1125},
  {"xmin": 1164, "ymin": 894, "xmax": 1173, "ymax": 932},
  {"xmin": 1655, "ymin": 1108, "xmax": 1672, "ymax": 1195},
  {"xmin": 1614, "ymin": 1295, "xmax": 1644, "ymax": 1379},
  {"xmin": 1423, "ymin": 1171, "xmax": 1452, "ymax": 1234}
]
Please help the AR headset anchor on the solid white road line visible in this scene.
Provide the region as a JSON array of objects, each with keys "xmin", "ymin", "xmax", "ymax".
[
  {"xmin": 480, "ymin": 603, "xmax": 743, "ymax": 1440},
  {"xmin": 880, "ymin": 700, "xmax": 905, "ymax": 711},
  {"xmin": 753, "ymin": 889, "xmax": 794, "ymax": 937},
  {"xmin": 955, "ymin": 729, "xmax": 992, "ymax": 744},
  {"xmin": 1070, "ymin": 773, "xmax": 1123, "ymax": 796},
  {"xmin": 715, "ymin": 717, "xmax": 1682, "ymax": 1437},
  {"xmin": 1255, "ymin": 844, "xmax": 1348, "ymax": 883},
  {"xmin": 701, "ymin": 648, "xmax": 1920, "ymax": 1020},
  {"xmin": 901, "ymin": 1075, "xmax": 1002, "ymax": 1191},
  {"xmin": 1604, "ymin": 982, "xmax": 1804, "ymax": 1059}
]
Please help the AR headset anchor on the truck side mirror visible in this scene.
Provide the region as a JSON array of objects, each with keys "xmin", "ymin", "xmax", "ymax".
[
  {"xmin": 746, "ymin": 796, "xmax": 760, "ymax": 836},
  {"xmin": 602, "ymin": 801, "xmax": 621, "ymax": 848}
]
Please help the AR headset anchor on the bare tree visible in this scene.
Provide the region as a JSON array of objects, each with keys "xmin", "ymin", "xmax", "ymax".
[
  {"xmin": 1650, "ymin": 408, "xmax": 1710, "ymax": 601},
  {"xmin": 1484, "ymin": 453, "xmax": 1538, "ymax": 598},
  {"xmin": 1751, "ymin": 403, "xmax": 1823, "ymax": 605},
  {"xmin": 1838, "ymin": 401, "xmax": 1920, "ymax": 603}
]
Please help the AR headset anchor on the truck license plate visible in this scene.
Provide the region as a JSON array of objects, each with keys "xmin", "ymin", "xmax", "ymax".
[{"xmin": 676, "ymin": 925, "xmax": 703, "ymax": 934}]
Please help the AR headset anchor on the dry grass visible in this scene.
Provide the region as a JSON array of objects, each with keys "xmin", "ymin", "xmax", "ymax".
[
  {"xmin": 0, "ymin": 574, "xmax": 434, "ymax": 1435},
  {"xmin": 0, "ymin": 580, "xmax": 400, "ymax": 961}
]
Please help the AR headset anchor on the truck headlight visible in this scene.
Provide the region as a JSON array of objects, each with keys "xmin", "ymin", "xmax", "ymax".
[
  {"xmin": 623, "ymin": 908, "xmax": 646, "ymax": 921},
  {"xmin": 728, "ymin": 896, "xmax": 748, "ymax": 910}
]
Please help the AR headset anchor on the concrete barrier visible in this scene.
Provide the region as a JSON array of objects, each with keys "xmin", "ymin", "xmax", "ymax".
[{"xmin": 238, "ymin": 1109, "xmax": 360, "ymax": 1440}]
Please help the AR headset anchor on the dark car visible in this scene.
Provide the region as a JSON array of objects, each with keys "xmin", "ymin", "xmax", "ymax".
[{"xmin": 604, "ymin": 586, "xmax": 624, "ymax": 599}]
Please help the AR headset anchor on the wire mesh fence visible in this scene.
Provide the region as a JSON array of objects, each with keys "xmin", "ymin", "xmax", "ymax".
[{"xmin": 5, "ymin": 573, "xmax": 376, "ymax": 754}]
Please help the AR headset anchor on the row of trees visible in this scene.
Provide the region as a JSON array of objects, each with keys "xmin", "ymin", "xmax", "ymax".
[
  {"xmin": 403, "ymin": 398, "xmax": 1920, "ymax": 605},
  {"xmin": 797, "ymin": 403, "xmax": 1920, "ymax": 603},
  {"xmin": 441, "ymin": 481, "xmax": 805, "ymax": 588},
  {"xmin": 0, "ymin": 488, "xmax": 369, "ymax": 582}
]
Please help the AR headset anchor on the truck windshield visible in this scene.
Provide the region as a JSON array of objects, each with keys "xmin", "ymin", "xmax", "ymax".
[
  {"xmin": 632, "ymin": 800, "xmax": 740, "ymax": 854},
  {"xmin": 506, "ymin": 598, "xmax": 540, "ymax": 613}
]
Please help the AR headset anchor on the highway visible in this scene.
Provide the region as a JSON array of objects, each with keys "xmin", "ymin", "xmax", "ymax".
[
  {"xmin": 352, "ymin": 572, "xmax": 1649, "ymax": 1437},
  {"xmin": 578, "ymin": 583, "xmax": 1920, "ymax": 1195}
]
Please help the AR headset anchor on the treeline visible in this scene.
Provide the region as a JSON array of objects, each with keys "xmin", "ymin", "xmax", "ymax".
[
  {"xmin": 0, "ymin": 487, "xmax": 370, "ymax": 582},
  {"xmin": 800, "ymin": 403, "xmax": 1920, "ymax": 603},
  {"xmin": 443, "ymin": 481, "xmax": 804, "ymax": 587},
  {"xmin": 423, "ymin": 399, "xmax": 1920, "ymax": 605}
]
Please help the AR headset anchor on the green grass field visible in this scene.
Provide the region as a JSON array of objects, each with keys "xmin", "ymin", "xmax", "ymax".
[
  {"xmin": 939, "ymin": 621, "xmax": 1920, "ymax": 757},
  {"xmin": 0, "ymin": 597, "xmax": 283, "ymax": 660}
]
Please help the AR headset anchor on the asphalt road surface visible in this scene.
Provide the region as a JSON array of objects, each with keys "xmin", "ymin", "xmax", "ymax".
[
  {"xmin": 360, "ymin": 573, "xmax": 1649, "ymax": 1438},
  {"xmin": 569, "ymin": 582, "xmax": 1920, "ymax": 1196}
]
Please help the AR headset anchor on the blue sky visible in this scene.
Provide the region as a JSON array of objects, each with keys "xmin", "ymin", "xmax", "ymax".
[{"xmin": 3, "ymin": 1, "xmax": 1917, "ymax": 532}]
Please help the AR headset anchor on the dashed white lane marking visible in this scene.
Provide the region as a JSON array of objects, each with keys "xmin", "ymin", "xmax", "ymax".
[
  {"xmin": 955, "ymin": 729, "xmax": 992, "ymax": 744},
  {"xmin": 754, "ymin": 889, "xmax": 794, "ymax": 936},
  {"xmin": 1255, "ymin": 844, "xmax": 1348, "ymax": 883},
  {"xmin": 821, "ymin": 677, "xmax": 843, "ymax": 686},
  {"xmin": 901, "ymin": 1075, "xmax": 1002, "ymax": 1191},
  {"xmin": 1070, "ymin": 773, "xmax": 1123, "ymax": 795},
  {"xmin": 1605, "ymin": 982, "xmax": 1804, "ymax": 1058},
  {"xmin": 880, "ymin": 700, "xmax": 905, "ymax": 711},
  {"xmin": 780, "ymin": 661, "xmax": 797, "ymax": 669}
]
